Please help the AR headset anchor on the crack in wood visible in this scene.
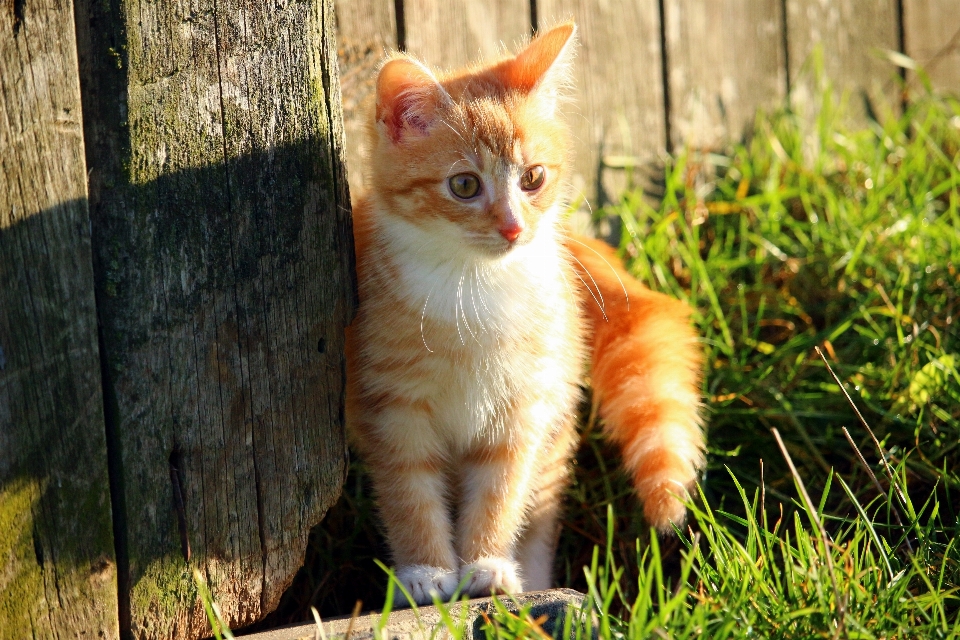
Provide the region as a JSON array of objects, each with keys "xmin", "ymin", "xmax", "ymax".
[{"xmin": 169, "ymin": 449, "xmax": 191, "ymax": 563}]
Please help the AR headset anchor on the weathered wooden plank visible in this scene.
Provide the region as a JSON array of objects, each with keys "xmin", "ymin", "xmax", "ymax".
[
  {"xmin": 0, "ymin": 0, "xmax": 118, "ymax": 637},
  {"xmin": 665, "ymin": 0, "xmax": 785, "ymax": 149},
  {"xmin": 73, "ymin": 0, "xmax": 354, "ymax": 636},
  {"xmin": 242, "ymin": 589, "xmax": 584, "ymax": 640},
  {"xmin": 403, "ymin": 0, "xmax": 531, "ymax": 70},
  {"xmin": 786, "ymin": 0, "xmax": 901, "ymax": 119},
  {"xmin": 903, "ymin": 0, "xmax": 960, "ymax": 95},
  {"xmin": 335, "ymin": 0, "xmax": 398, "ymax": 195},
  {"xmin": 537, "ymin": 0, "xmax": 665, "ymax": 205}
]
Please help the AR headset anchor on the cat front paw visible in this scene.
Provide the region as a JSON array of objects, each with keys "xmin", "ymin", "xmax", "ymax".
[
  {"xmin": 393, "ymin": 565, "xmax": 459, "ymax": 606},
  {"xmin": 460, "ymin": 557, "xmax": 522, "ymax": 598}
]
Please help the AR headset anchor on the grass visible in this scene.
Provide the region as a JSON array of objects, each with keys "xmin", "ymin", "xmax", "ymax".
[{"xmin": 241, "ymin": 77, "xmax": 960, "ymax": 638}]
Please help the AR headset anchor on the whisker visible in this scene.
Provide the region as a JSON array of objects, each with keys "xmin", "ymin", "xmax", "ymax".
[
  {"xmin": 474, "ymin": 264, "xmax": 494, "ymax": 316},
  {"xmin": 468, "ymin": 268, "xmax": 487, "ymax": 333},
  {"xmin": 568, "ymin": 254, "xmax": 605, "ymax": 313},
  {"xmin": 458, "ymin": 266, "xmax": 481, "ymax": 344},
  {"xmin": 420, "ymin": 289, "xmax": 435, "ymax": 353},
  {"xmin": 568, "ymin": 186, "xmax": 595, "ymax": 219},
  {"xmin": 568, "ymin": 236, "xmax": 630, "ymax": 310},
  {"xmin": 572, "ymin": 269, "xmax": 608, "ymax": 322},
  {"xmin": 445, "ymin": 157, "xmax": 472, "ymax": 177},
  {"xmin": 454, "ymin": 267, "xmax": 467, "ymax": 345},
  {"xmin": 441, "ymin": 119, "xmax": 470, "ymax": 148}
]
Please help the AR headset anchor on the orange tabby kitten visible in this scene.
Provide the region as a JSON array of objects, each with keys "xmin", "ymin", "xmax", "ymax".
[{"xmin": 345, "ymin": 23, "xmax": 703, "ymax": 605}]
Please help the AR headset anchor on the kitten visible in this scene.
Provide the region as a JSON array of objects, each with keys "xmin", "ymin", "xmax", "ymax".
[{"xmin": 345, "ymin": 22, "xmax": 704, "ymax": 606}]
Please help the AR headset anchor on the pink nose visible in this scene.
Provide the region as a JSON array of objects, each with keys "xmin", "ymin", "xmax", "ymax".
[{"xmin": 499, "ymin": 223, "xmax": 523, "ymax": 243}]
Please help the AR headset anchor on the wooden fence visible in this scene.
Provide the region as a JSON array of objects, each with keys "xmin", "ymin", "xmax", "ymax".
[
  {"xmin": 336, "ymin": 0, "xmax": 960, "ymax": 204},
  {"xmin": 2, "ymin": 0, "xmax": 352, "ymax": 638}
]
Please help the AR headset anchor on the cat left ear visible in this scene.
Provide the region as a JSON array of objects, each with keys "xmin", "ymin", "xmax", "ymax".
[
  {"xmin": 496, "ymin": 22, "xmax": 577, "ymax": 99},
  {"xmin": 376, "ymin": 57, "xmax": 449, "ymax": 143}
]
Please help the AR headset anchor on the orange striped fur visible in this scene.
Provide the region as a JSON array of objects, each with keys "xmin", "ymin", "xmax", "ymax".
[{"xmin": 345, "ymin": 23, "xmax": 704, "ymax": 606}]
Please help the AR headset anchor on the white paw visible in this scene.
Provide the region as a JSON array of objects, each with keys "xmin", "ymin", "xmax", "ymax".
[
  {"xmin": 393, "ymin": 565, "xmax": 459, "ymax": 606},
  {"xmin": 460, "ymin": 557, "xmax": 522, "ymax": 598}
]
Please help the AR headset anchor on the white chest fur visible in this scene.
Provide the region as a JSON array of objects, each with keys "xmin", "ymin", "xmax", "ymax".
[{"xmin": 365, "ymin": 210, "xmax": 582, "ymax": 447}]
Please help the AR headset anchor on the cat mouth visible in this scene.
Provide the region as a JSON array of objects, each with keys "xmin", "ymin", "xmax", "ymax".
[
  {"xmin": 491, "ymin": 235, "xmax": 529, "ymax": 256},
  {"xmin": 460, "ymin": 233, "xmax": 526, "ymax": 257}
]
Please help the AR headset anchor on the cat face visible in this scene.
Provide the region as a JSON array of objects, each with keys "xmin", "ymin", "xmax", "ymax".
[{"xmin": 368, "ymin": 24, "xmax": 577, "ymax": 260}]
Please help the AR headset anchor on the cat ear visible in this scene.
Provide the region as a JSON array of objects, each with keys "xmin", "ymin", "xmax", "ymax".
[
  {"xmin": 497, "ymin": 22, "xmax": 577, "ymax": 98},
  {"xmin": 376, "ymin": 57, "xmax": 449, "ymax": 143}
]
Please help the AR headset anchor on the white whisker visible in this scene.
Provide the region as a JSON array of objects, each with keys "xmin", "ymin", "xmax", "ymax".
[
  {"xmin": 468, "ymin": 268, "xmax": 486, "ymax": 333},
  {"xmin": 445, "ymin": 157, "xmax": 472, "ymax": 177},
  {"xmin": 420, "ymin": 289, "xmax": 435, "ymax": 353},
  {"xmin": 474, "ymin": 264, "xmax": 494, "ymax": 316},
  {"xmin": 568, "ymin": 236, "xmax": 630, "ymax": 310},
  {"xmin": 441, "ymin": 119, "xmax": 470, "ymax": 148},
  {"xmin": 569, "ymin": 254, "xmax": 605, "ymax": 312},
  {"xmin": 572, "ymin": 269, "xmax": 608, "ymax": 322},
  {"xmin": 458, "ymin": 266, "xmax": 481, "ymax": 344}
]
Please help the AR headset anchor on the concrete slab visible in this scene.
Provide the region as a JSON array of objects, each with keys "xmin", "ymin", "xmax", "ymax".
[{"xmin": 237, "ymin": 589, "xmax": 586, "ymax": 640}]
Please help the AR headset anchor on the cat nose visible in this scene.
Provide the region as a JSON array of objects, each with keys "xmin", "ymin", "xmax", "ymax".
[{"xmin": 499, "ymin": 222, "xmax": 523, "ymax": 243}]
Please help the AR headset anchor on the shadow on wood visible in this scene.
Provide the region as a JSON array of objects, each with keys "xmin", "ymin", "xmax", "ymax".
[
  {"xmin": 86, "ymin": 137, "xmax": 354, "ymax": 639},
  {"xmin": 0, "ymin": 197, "xmax": 118, "ymax": 638}
]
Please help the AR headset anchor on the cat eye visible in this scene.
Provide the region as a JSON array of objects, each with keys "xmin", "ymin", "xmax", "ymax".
[
  {"xmin": 520, "ymin": 165, "xmax": 545, "ymax": 191},
  {"xmin": 448, "ymin": 173, "xmax": 482, "ymax": 200}
]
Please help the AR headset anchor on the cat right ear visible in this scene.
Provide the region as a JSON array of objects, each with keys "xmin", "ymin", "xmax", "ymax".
[
  {"xmin": 497, "ymin": 22, "xmax": 577, "ymax": 105},
  {"xmin": 376, "ymin": 57, "xmax": 447, "ymax": 143}
]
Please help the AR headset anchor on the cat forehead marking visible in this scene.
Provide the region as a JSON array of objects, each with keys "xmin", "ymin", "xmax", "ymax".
[{"xmin": 459, "ymin": 98, "xmax": 524, "ymax": 165}]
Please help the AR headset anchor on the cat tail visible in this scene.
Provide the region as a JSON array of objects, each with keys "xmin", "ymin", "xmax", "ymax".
[{"xmin": 565, "ymin": 234, "xmax": 705, "ymax": 534}]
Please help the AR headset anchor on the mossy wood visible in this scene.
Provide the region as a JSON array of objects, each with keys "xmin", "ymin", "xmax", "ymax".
[
  {"xmin": 0, "ymin": 0, "xmax": 118, "ymax": 637},
  {"xmin": 74, "ymin": 0, "xmax": 355, "ymax": 636}
]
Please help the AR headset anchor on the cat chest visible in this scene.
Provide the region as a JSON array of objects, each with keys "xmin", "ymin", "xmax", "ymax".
[{"xmin": 429, "ymin": 332, "xmax": 582, "ymax": 442}]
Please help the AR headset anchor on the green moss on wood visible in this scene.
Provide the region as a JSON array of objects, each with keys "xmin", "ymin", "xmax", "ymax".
[
  {"xmin": 0, "ymin": 479, "xmax": 45, "ymax": 634},
  {"xmin": 130, "ymin": 554, "xmax": 198, "ymax": 625}
]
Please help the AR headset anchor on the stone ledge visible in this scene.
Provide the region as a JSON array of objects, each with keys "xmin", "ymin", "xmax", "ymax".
[{"xmin": 238, "ymin": 589, "xmax": 586, "ymax": 640}]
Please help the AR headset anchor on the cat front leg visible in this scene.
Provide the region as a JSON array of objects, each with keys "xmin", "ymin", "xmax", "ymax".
[
  {"xmin": 455, "ymin": 404, "xmax": 561, "ymax": 598},
  {"xmin": 370, "ymin": 454, "xmax": 459, "ymax": 605},
  {"xmin": 354, "ymin": 403, "xmax": 459, "ymax": 606}
]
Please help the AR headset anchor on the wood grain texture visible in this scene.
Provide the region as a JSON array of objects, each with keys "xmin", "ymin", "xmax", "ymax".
[
  {"xmin": 74, "ymin": 0, "xmax": 354, "ymax": 636},
  {"xmin": 404, "ymin": 0, "xmax": 531, "ymax": 70},
  {"xmin": 665, "ymin": 0, "xmax": 785, "ymax": 149},
  {"xmin": 537, "ymin": 0, "xmax": 665, "ymax": 206},
  {"xmin": 335, "ymin": 0, "xmax": 397, "ymax": 195},
  {"xmin": 903, "ymin": 0, "xmax": 960, "ymax": 95},
  {"xmin": 786, "ymin": 0, "xmax": 901, "ymax": 120},
  {"xmin": 0, "ymin": 0, "xmax": 118, "ymax": 637}
]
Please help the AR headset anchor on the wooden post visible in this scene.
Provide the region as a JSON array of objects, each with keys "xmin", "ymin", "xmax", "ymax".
[
  {"xmin": 0, "ymin": 0, "xmax": 118, "ymax": 636},
  {"xmin": 73, "ymin": 0, "xmax": 355, "ymax": 636}
]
